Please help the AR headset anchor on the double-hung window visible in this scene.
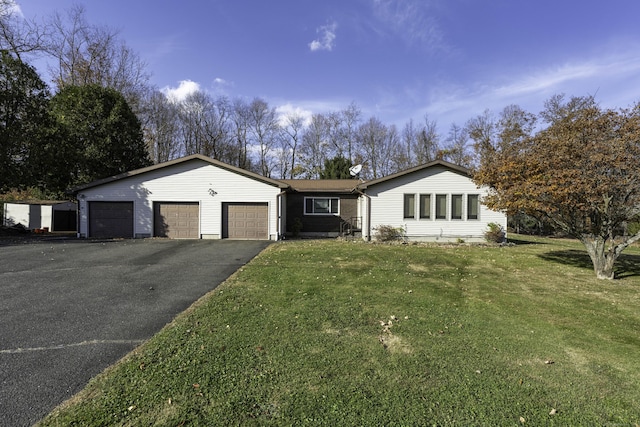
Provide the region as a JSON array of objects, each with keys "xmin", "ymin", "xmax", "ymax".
[
  {"xmin": 403, "ymin": 194, "xmax": 416, "ymax": 219},
  {"xmin": 451, "ymin": 194, "xmax": 463, "ymax": 220},
  {"xmin": 305, "ymin": 197, "xmax": 339, "ymax": 215},
  {"xmin": 467, "ymin": 195, "xmax": 479, "ymax": 220},
  {"xmin": 435, "ymin": 194, "xmax": 447, "ymax": 219},
  {"xmin": 419, "ymin": 194, "xmax": 431, "ymax": 219}
]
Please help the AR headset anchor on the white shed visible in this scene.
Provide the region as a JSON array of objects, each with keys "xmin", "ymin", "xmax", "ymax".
[
  {"xmin": 358, "ymin": 160, "xmax": 507, "ymax": 242},
  {"xmin": 2, "ymin": 201, "xmax": 77, "ymax": 232},
  {"xmin": 72, "ymin": 155, "xmax": 288, "ymax": 240}
]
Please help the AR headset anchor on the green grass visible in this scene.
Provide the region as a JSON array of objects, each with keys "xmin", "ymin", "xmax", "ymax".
[{"xmin": 38, "ymin": 236, "xmax": 640, "ymax": 426}]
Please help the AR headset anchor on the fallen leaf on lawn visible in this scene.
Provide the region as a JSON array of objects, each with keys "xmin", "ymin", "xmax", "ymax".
[{"xmin": 193, "ymin": 383, "xmax": 200, "ymax": 389}]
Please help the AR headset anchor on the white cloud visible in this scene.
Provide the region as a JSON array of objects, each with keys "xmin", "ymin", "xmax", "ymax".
[
  {"xmin": 309, "ymin": 21, "xmax": 338, "ymax": 52},
  {"xmin": 371, "ymin": 0, "xmax": 447, "ymax": 53},
  {"xmin": 161, "ymin": 80, "xmax": 201, "ymax": 103},
  {"xmin": 275, "ymin": 103, "xmax": 314, "ymax": 127},
  {"xmin": 2, "ymin": 0, "xmax": 23, "ymax": 18}
]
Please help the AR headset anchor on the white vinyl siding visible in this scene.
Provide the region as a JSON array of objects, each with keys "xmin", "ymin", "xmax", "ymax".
[
  {"xmin": 77, "ymin": 159, "xmax": 282, "ymax": 239},
  {"xmin": 363, "ymin": 166, "xmax": 507, "ymax": 242}
]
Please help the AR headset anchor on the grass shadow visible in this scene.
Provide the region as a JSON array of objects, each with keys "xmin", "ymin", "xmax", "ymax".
[
  {"xmin": 538, "ymin": 249, "xmax": 640, "ymax": 278},
  {"xmin": 507, "ymin": 236, "xmax": 546, "ymax": 245}
]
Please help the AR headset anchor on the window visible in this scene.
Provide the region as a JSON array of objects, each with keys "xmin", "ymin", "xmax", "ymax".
[
  {"xmin": 403, "ymin": 194, "xmax": 415, "ymax": 219},
  {"xmin": 451, "ymin": 194, "xmax": 463, "ymax": 220},
  {"xmin": 304, "ymin": 197, "xmax": 339, "ymax": 215},
  {"xmin": 419, "ymin": 194, "xmax": 431, "ymax": 219},
  {"xmin": 467, "ymin": 195, "xmax": 479, "ymax": 220},
  {"xmin": 435, "ymin": 194, "xmax": 447, "ymax": 219}
]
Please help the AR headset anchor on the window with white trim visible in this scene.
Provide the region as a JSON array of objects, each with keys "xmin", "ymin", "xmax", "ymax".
[
  {"xmin": 451, "ymin": 194, "xmax": 463, "ymax": 220},
  {"xmin": 403, "ymin": 194, "xmax": 416, "ymax": 219},
  {"xmin": 435, "ymin": 194, "xmax": 447, "ymax": 219},
  {"xmin": 419, "ymin": 194, "xmax": 431, "ymax": 219},
  {"xmin": 467, "ymin": 194, "xmax": 479, "ymax": 220},
  {"xmin": 304, "ymin": 197, "xmax": 339, "ymax": 215}
]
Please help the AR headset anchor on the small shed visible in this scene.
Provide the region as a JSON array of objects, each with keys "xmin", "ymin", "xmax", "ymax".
[{"xmin": 2, "ymin": 201, "xmax": 77, "ymax": 232}]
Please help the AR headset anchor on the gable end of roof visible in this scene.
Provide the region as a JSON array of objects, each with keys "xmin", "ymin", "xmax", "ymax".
[
  {"xmin": 357, "ymin": 160, "xmax": 471, "ymax": 189},
  {"xmin": 69, "ymin": 154, "xmax": 289, "ymax": 193}
]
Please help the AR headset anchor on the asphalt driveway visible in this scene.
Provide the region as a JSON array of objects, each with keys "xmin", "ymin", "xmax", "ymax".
[{"xmin": 0, "ymin": 238, "xmax": 271, "ymax": 426}]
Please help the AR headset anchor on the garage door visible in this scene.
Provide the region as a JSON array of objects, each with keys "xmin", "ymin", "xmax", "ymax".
[
  {"xmin": 89, "ymin": 202, "xmax": 133, "ymax": 238},
  {"xmin": 154, "ymin": 202, "xmax": 199, "ymax": 239},
  {"xmin": 223, "ymin": 203, "xmax": 268, "ymax": 239}
]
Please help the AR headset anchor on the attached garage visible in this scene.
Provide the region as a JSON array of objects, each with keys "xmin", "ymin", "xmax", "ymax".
[
  {"xmin": 89, "ymin": 202, "xmax": 133, "ymax": 238},
  {"xmin": 223, "ymin": 203, "xmax": 268, "ymax": 239},
  {"xmin": 72, "ymin": 155, "xmax": 288, "ymax": 240},
  {"xmin": 154, "ymin": 202, "xmax": 199, "ymax": 238}
]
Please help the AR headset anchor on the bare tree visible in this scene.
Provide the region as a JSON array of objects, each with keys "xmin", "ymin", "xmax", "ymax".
[
  {"xmin": 201, "ymin": 95, "xmax": 233, "ymax": 161},
  {"xmin": 300, "ymin": 113, "xmax": 331, "ymax": 178},
  {"xmin": 248, "ymin": 98, "xmax": 279, "ymax": 177},
  {"xmin": 177, "ymin": 91, "xmax": 208, "ymax": 156},
  {"xmin": 141, "ymin": 90, "xmax": 180, "ymax": 163},
  {"xmin": 0, "ymin": 0, "xmax": 48, "ymax": 61},
  {"xmin": 0, "ymin": 0, "xmax": 47, "ymax": 60},
  {"xmin": 339, "ymin": 102, "xmax": 361, "ymax": 163},
  {"xmin": 358, "ymin": 116, "xmax": 395, "ymax": 179},
  {"xmin": 441, "ymin": 123, "xmax": 472, "ymax": 167},
  {"xmin": 280, "ymin": 111, "xmax": 306, "ymax": 178},
  {"xmin": 230, "ymin": 98, "xmax": 252, "ymax": 170},
  {"xmin": 415, "ymin": 115, "xmax": 440, "ymax": 164},
  {"xmin": 45, "ymin": 4, "xmax": 150, "ymax": 112}
]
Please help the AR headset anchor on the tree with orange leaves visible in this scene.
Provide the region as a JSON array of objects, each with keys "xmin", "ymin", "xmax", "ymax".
[{"xmin": 472, "ymin": 95, "xmax": 640, "ymax": 279}]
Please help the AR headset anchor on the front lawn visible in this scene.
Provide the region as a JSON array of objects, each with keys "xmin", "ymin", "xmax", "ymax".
[{"xmin": 38, "ymin": 236, "xmax": 640, "ymax": 425}]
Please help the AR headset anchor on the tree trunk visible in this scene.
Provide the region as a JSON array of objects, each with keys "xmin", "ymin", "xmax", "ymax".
[{"xmin": 581, "ymin": 236, "xmax": 616, "ymax": 280}]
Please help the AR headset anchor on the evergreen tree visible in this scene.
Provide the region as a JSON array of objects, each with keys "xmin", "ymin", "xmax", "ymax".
[{"xmin": 319, "ymin": 155, "xmax": 352, "ymax": 179}]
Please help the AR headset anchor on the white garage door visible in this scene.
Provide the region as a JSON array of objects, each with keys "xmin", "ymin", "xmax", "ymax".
[
  {"xmin": 154, "ymin": 202, "xmax": 199, "ymax": 239},
  {"xmin": 89, "ymin": 202, "xmax": 134, "ymax": 238},
  {"xmin": 223, "ymin": 203, "xmax": 268, "ymax": 239}
]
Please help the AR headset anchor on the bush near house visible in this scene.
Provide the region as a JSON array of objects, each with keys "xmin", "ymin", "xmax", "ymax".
[
  {"xmin": 484, "ymin": 222, "xmax": 506, "ymax": 243},
  {"xmin": 373, "ymin": 224, "xmax": 403, "ymax": 242}
]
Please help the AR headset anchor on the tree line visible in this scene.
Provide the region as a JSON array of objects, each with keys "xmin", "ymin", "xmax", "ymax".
[{"xmin": 0, "ymin": 1, "xmax": 474, "ymax": 193}]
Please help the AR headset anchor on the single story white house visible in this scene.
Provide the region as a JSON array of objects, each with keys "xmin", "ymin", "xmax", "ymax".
[
  {"xmin": 2, "ymin": 201, "xmax": 77, "ymax": 231},
  {"xmin": 70, "ymin": 154, "xmax": 506, "ymax": 242}
]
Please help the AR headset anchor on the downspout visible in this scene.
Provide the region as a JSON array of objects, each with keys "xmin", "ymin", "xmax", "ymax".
[
  {"xmin": 355, "ymin": 189, "xmax": 372, "ymax": 241},
  {"xmin": 277, "ymin": 190, "xmax": 287, "ymax": 240}
]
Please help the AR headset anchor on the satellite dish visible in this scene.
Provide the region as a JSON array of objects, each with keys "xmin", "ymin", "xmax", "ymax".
[{"xmin": 349, "ymin": 164, "xmax": 362, "ymax": 177}]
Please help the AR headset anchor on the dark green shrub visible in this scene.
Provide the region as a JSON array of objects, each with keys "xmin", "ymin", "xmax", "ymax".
[{"xmin": 291, "ymin": 217, "xmax": 303, "ymax": 237}]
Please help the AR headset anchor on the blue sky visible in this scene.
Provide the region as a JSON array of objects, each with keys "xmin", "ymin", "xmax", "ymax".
[{"xmin": 20, "ymin": 0, "xmax": 640, "ymax": 133}]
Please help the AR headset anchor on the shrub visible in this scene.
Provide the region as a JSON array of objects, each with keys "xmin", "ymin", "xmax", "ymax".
[
  {"xmin": 484, "ymin": 222, "xmax": 506, "ymax": 243},
  {"xmin": 373, "ymin": 225, "xmax": 402, "ymax": 242},
  {"xmin": 291, "ymin": 218, "xmax": 303, "ymax": 237}
]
